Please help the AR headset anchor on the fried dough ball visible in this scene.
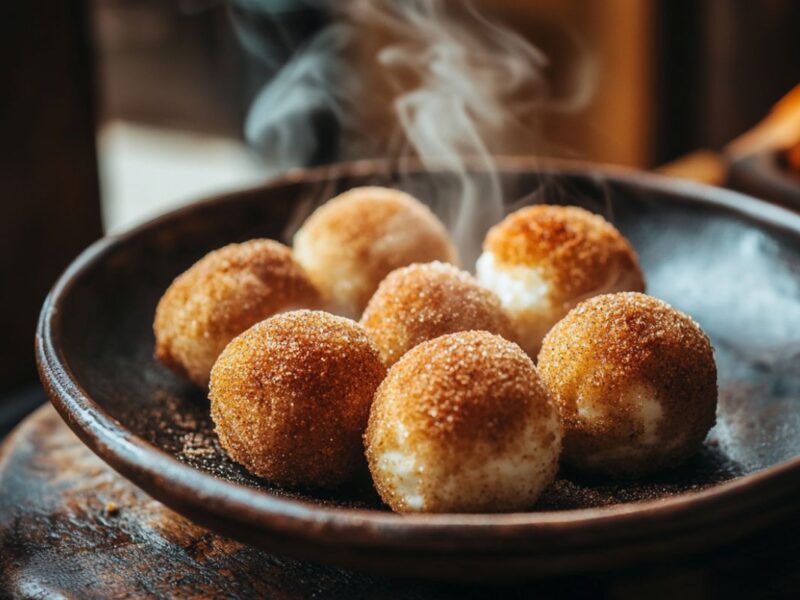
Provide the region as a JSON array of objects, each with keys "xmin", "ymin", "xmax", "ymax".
[
  {"xmin": 537, "ymin": 292, "xmax": 717, "ymax": 478},
  {"xmin": 154, "ymin": 240, "xmax": 321, "ymax": 387},
  {"xmin": 293, "ymin": 186, "xmax": 459, "ymax": 318},
  {"xmin": 476, "ymin": 205, "xmax": 645, "ymax": 357},
  {"xmin": 359, "ymin": 261, "xmax": 515, "ymax": 367},
  {"xmin": 209, "ymin": 310, "xmax": 386, "ymax": 488},
  {"xmin": 365, "ymin": 331, "xmax": 562, "ymax": 513}
]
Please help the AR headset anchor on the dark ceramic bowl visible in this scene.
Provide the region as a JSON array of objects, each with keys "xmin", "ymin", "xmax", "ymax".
[
  {"xmin": 728, "ymin": 149, "xmax": 800, "ymax": 210},
  {"xmin": 37, "ymin": 159, "xmax": 800, "ymax": 581}
]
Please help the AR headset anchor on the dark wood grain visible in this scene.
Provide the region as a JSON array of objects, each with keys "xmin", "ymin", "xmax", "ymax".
[
  {"xmin": 2, "ymin": 404, "xmax": 799, "ymax": 599},
  {"xmin": 35, "ymin": 159, "xmax": 800, "ymax": 580}
]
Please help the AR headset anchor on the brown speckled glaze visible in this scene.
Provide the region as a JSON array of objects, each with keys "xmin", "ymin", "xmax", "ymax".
[{"xmin": 36, "ymin": 159, "xmax": 800, "ymax": 580}]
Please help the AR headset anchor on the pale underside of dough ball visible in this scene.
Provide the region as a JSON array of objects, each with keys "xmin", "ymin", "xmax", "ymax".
[
  {"xmin": 537, "ymin": 292, "xmax": 717, "ymax": 478},
  {"xmin": 372, "ymin": 411, "xmax": 562, "ymax": 513},
  {"xmin": 476, "ymin": 251, "xmax": 643, "ymax": 357},
  {"xmin": 292, "ymin": 231, "xmax": 369, "ymax": 318},
  {"xmin": 366, "ymin": 331, "xmax": 563, "ymax": 513},
  {"xmin": 475, "ymin": 251, "xmax": 559, "ymax": 357},
  {"xmin": 568, "ymin": 380, "xmax": 691, "ymax": 470}
]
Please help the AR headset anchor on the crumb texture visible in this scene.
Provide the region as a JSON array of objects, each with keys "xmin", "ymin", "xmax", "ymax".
[
  {"xmin": 537, "ymin": 292, "xmax": 718, "ymax": 478},
  {"xmin": 154, "ymin": 239, "xmax": 321, "ymax": 387},
  {"xmin": 209, "ymin": 310, "xmax": 386, "ymax": 488},
  {"xmin": 360, "ymin": 261, "xmax": 514, "ymax": 366},
  {"xmin": 293, "ymin": 186, "xmax": 459, "ymax": 318},
  {"xmin": 478, "ymin": 204, "xmax": 645, "ymax": 356},
  {"xmin": 366, "ymin": 331, "xmax": 562, "ymax": 513},
  {"xmin": 483, "ymin": 205, "xmax": 645, "ymax": 305}
]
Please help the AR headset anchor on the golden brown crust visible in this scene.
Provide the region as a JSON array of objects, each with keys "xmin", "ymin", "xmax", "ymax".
[
  {"xmin": 359, "ymin": 262, "xmax": 515, "ymax": 366},
  {"xmin": 483, "ymin": 205, "xmax": 645, "ymax": 306},
  {"xmin": 293, "ymin": 187, "xmax": 459, "ymax": 317},
  {"xmin": 154, "ymin": 239, "xmax": 321, "ymax": 387},
  {"xmin": 209, "ymin": 310, "xmax": 386, "ymax": 488},
  {"xmin": 537, "ymin": 292, "xmax": 717, "ymax": 478},
  {"xmin": 365, "ymin": 331, "xmax": 561, "ymax": 512},
  {"xmin": 369, "ymin": 332, "xmax": 544, "ymax": 450}
]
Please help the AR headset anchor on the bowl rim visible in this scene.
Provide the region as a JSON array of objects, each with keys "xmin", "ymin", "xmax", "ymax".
[{"xmin": 36, "ymin": 157, "xmax": 800, "ymax": 552}]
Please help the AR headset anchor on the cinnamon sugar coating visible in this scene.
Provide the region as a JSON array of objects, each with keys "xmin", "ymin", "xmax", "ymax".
[
  {"xmin": 154, "ymin": 239, "xmax": 321, "ymax": 387},
  {"xmin": 209, "ymin": 310, "xmax": 386, "ymax": 488},
  {"xmin": 360, "ymin": 262, "xmax": 514, "ymax": 366},
  {"xmin": 483, "ymin": 205, "xmax": 644, "ymax": 306},
  {"xmin": 477, "ymin": 204, "xmax": 645, "ymax": 356},
  {"xmin": 293, "ymin": 186, "xmax": 459, "ymax": 318},
  {"xmin": 537, "ymin": 292, "xmax": 717, "ymax": 478},
  {"xmin": 365, "ymin": 331, "xmax": 562, "ymax": 513}
]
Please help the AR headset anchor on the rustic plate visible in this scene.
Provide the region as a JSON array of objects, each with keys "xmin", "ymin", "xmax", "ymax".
[{"xmin": 37, "ymin": 159, "xmax": 800, "ymax": 581}]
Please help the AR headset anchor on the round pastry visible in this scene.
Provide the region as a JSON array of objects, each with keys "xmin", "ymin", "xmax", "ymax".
[
  {"xmin": 365, "ymin": 331, "xmax": 562, "ymax": 513},
  {"xmin": 537, "ymin": 292, "xmax": 717, "ymax": 478},
  {"xmin": 209, "ymin": 310, "xmax": 386, "ymax": 488},
  {"xmin": 360, "ymin": 261, "xmax": 515, "ymax": 366},
  {"xmin": 293, "ymin": 186, "xmax": 459, "ymax": 318},
  {"xmin": 476, "ymin": 204, "xmax": 645, "ymax": 357},
  {"xmin": 154, "ymin": 239, "xmax": 321, "ymax": 387}
]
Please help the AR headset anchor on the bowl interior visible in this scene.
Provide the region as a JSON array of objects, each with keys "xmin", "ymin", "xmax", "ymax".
[{"xmin": 56, "ymin": 164, "xmax": 800, "ymax": 512}]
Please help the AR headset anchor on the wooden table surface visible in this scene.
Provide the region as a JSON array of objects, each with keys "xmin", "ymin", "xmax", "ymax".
[{"xmin": 1, "ymin": 403, "xmax": 798, "ymax": 599}]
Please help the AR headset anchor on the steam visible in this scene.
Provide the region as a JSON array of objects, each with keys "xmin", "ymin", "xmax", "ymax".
[{"xmin": 238, "ymin": 0, "xmax": 594, "ymax": 264}]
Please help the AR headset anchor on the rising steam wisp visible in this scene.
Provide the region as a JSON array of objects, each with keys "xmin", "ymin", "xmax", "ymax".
[{"xmin": 240, "ymin": 0, "xmax": 593, "ymax": 264}]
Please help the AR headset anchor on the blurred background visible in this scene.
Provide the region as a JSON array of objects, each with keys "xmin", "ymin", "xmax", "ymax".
[{"xmin": 1, "ymin": 0, "xmax": 799, "ymax": 431}]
